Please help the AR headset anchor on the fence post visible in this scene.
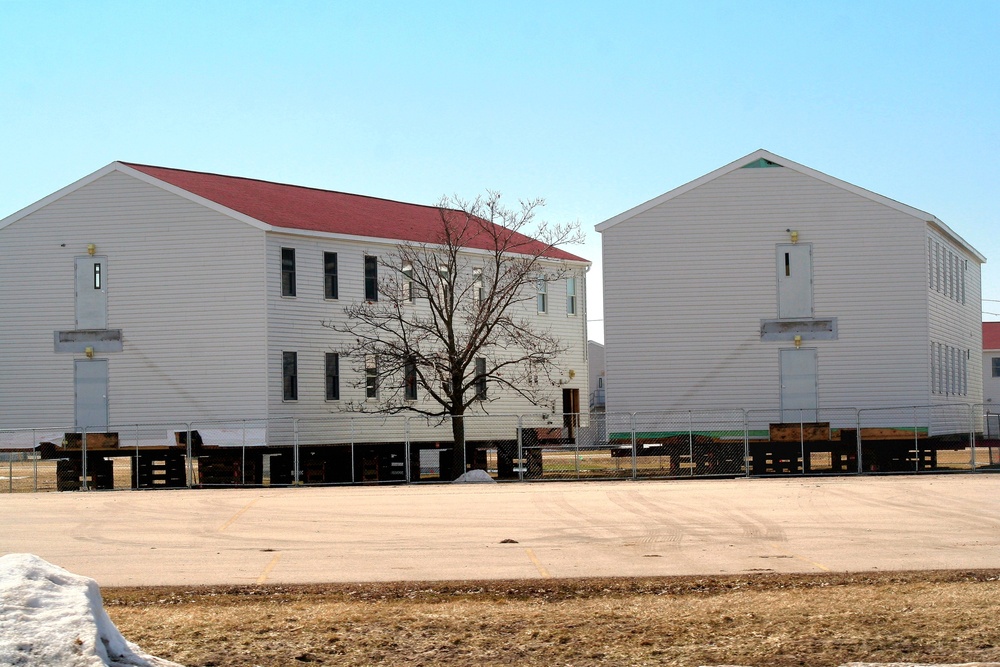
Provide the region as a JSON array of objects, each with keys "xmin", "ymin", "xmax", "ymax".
[
  {"xmin": 799, "ymin": 410, "xmax": 805, "ymax": 475},
  {"xmin": 631, "ymin": 413, "xmax": 638, "ymax": 481},
  {"xmin": 687, "ymin": 411, "xmax": 694, "ymax": 478},
  {"xmin": 81, "ymin": 427, "xmax": 88, "ymax": 492},
  {"xmin": 854, "ymin": 409, "xmax": 862, "ymax": 474},
  {"xmin": 293, "ymin": 418, "xmax": 300, "ymax": 485},
  {"xmin": 969, "ymin": 404, "xmax": 977, "ymax": 472},
  {"xmin": 405, "ymin": 417, "xmax": 411, "ymax": 483},
  {"xmin": 241, "ymin": 420, "xmax": 247, "ymax": 486},
  {"xmin": 186, "ymin": 424, "xmax": 193, "ymax": 488},
  {"xmin": 517, "ymin": 416, "xmax": 524, "ymax": 482},
  {"xmin": 743, "ymin": 410, "xmax": 750, "ymax": 478},
  {"xmin": 913, "ymin": 406, "xmax": 920, "ymax": 473},
  {"xmin": 574, "ymin": 415, "xmax": 580, "ymax": 479},
  {"xmin": 33, "ymin": 429, "xmax": 38, "ymax": 493}
]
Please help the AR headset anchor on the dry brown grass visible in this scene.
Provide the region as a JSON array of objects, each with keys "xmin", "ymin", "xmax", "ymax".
[{"xmin": 104, "ymin": 570, "xmax": 1000, "ymax": 667}]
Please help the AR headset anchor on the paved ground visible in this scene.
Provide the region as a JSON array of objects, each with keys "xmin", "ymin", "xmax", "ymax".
[{"xmin": 2, "ymin": 474, "xmax": 999, "ymax": 587}]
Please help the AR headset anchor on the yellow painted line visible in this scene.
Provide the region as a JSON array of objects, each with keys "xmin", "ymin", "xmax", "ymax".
[
  {"xmin": 770, "ymin": 542, "xmax": 831, "ymax": 572},
  {"xmin": 256, "ymin": 553, "xmax": 282, "ymax": 585},
  {"xmin": 219, "ymin": 497, "xmax": 260, "ymax": 532},
  {"xmin": 525, "ymin": 548, "xmax": 551, "ymax": 578}
]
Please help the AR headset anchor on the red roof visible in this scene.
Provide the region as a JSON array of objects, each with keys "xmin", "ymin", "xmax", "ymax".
[
  {"xmin": 985, "ymin": 322, "xmax": 1000, "ymax": 350},
  {"xmin": 122, "ymin": 163, "xmax": 586, "ymax": 262}
]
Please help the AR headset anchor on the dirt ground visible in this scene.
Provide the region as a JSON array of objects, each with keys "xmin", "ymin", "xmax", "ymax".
[{"xmin": 105, "ymin": 569, "xmax": 1000, "ymax": 667}]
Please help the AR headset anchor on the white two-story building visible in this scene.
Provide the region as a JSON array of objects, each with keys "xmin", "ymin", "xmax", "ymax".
[{"xmin": 0, "ymin": 163, "xmax": 589, "ymax": 483}]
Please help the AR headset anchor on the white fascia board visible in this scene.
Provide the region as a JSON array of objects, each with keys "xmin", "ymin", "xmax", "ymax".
[
  {"xmin": 114, "ymin": 163, "xmax": 273, "ymax": 232},
  {"xmin": 0, "ymin": 161, "xmax": 275, "ymax": 234},
  {"xmin": 0, "ymin": 162, "xmax": 121, "ymax": 231},
  {"xmin": 595, "ymin": 149, "xmax": 772, "ymax": 233},
  {"xmin": 927, "ymin": 218, "xmax": 987, "ymax": 264}
]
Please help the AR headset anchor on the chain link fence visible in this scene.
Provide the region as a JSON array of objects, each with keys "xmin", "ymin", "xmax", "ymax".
[{"xmin": 3, "ymin": 403, "xmax": 998, "ymax": 492}]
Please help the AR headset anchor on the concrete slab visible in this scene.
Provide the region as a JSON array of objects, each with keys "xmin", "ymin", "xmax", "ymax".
[{"xmin": 1, "ymin": 475, "xmax": 999, "ymax": 587}]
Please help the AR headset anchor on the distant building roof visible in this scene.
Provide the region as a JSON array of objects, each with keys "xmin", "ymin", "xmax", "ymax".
[
  {"xmin": 984, "ymin": 322, "xmax": 1000, "ymax": 350},
  {"xmin": 122, "ymin": 163, "xmax": 586, "ymax": 262}
]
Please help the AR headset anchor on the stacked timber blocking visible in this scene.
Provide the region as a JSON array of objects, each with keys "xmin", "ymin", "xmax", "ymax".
[{"xmin": 134, "ymin": 451, "xmax": 186, "ymax": 488}]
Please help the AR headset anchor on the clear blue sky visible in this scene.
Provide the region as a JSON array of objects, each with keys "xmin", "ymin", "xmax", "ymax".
[{"xmin": 3, "ymin": 1, "xmax": 999, "ymax": 341}]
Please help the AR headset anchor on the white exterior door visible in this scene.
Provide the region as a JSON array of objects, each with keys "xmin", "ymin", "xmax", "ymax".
[
  {"xmin": 75, "ymin": 256, "xmax": 108, "ymax": 329},
  {"xmin": 75, "ymin": 359, "xmax": 109, "ymax": 429},
  {"xmin": 780, "ymin": 348, "xmax": 817, "ymax": 422},
  {"xmin": 776, "ymin": 244, "xmax": 813, "ymax": 318}
]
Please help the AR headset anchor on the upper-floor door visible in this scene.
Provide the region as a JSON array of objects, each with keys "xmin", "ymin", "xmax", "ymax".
[
  {"xmin": 776, "ymin": 244, "xmax": 813, "ymax": 318},
  {"xmin": 75, "ymin": 256, "xmax": 108, "ymax": 329}
]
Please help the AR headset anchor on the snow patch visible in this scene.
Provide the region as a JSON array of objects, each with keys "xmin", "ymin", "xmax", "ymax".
[{"xmin": 0, "ymin": 553, "xmax": 184, "ymax": 666}]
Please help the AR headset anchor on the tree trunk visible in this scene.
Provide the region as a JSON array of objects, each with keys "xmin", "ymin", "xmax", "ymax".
[{"xmin": 450, "ymin": 413, "xmax": 466, "ymax": 480}]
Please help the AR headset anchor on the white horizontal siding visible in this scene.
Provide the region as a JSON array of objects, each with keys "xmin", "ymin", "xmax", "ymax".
[
  {"xmin": 0, "ymin": 171, "xmax": 268, "ymax": 428},
  {"xmin": 263, "ymin": 233, "xmax": 589, "ymax": 440},
  {"xmin": 602, "ymin": 167, "xmax": 940, "ymax": 414}
]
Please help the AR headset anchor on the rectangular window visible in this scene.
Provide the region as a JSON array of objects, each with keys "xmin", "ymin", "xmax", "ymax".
[
  {"xmin": 934, "ymin": 242, "xmax": 941, "ymax": 292},
  {"xmin": 281, "ymin": 248, "xmax": 296, "ymax": 297},
  {"xmin": 364, "ymin": 255, "xmax": 378, "ymax": 301},
  {"xmin": 993, "ymin": 357, "xmax": 1000, "ymax": 378},
  {"xmin": 402, "ymin": 263, "xmax": 414, "ymax": 302},
  {"xmin": 472, "ymin": 267, "xmax": 484, "ymax": 303},
  {"xmin": 365, "ymin": 354, "xmax": 378, "ymax": 399},
  {"xmin": 325, "ymin": 353, "xmax": 340, "ymax": 400},
  {"xmin": 324, "ymin": 252, "xmax": 338, "ymax": 299},
  {"xmin": 474, "ymin": 357, "xmax": 487, "ymax": 400},
  {"xmin": 566, "ymin": 276, "xmax": 577, "ymax": 315},
  {"xmin": 961, "ymin": 260, "xmax": 969, "ymax": 306},
  {"xmin": 404, "ymin": 359, "xmax": 418, "ymax": 401},
  {"xmin": 282, "ymin": 351, "xmax": 298, "ymax": 401},
  {"xmin": 93, "ymin": 263, "xmax": 102, "ymax": 289},
  {"xmin": 930, "ymin": 343, "xmax": 937, "ymax": 395},
  {"xmin": 537, "ymin": 278, "xmax": 547, "ymax": 314}
]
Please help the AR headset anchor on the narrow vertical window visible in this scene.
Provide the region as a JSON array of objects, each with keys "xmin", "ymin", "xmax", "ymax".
[
  {"xmin": 928, "ymin": 241, "xmax": 933, "ymax": 289},
  {"xmin": 404, "ymin": 358, "xmax": 418, "ymax": 400},
  {"xmin": 282, "ymin": 351, "xmax": 298, "ymax": 401},
  {"xmin": 537, "ymin": 278, "xmax": 547, "ymax": 314},
  {"xmin": 784, "ymin": 252, "xmax": 790, "ymax": 277},
  {"xmin": 324, "ymin": 252, "xmax": 338, "ymax": 299},
  {"xmin": 930, "ymin": 343, "xmax": 936, "ymax": 395},
  {"xmin": 472, "ymin": 268, "xmax": 484, "ymax": 304},
  {"xmin": 281, "ymin": 248, "xmax": 296, "ymax": 297},
  {"xmin": 437, "ymin": 264, "xmax": 451, "ymax": 303},
  {"xmin": 934, "ymin": 243, "xmax": 941, "ymax": 292},
  {"xmin": 365, "ymin": 354, "xmax": 378, "ymax": 399},
  {"xmin": 993, "ymin": 357, "xmax": 1000, "ymax": 378},
  {"xmin": 474, "ymin": 357, "xmax": 487, "ymax": 400},
  {"xmin": 402, "ymin": 263, "xmax": 414, "ymax": 302},
  {"xmin": 566, "ymin": 276, "xmax": 577, "ymax": 315},
  {"xmin": 961, "ymin": 260, "xmax": 966, "ymax": 305},
  {"xmin": 93, "ymin": 263, "xmax": 102, "ymax": 289},
  {"xmin": 364, "ymin": 255, "xmax": 378, "ymax": 301},
  {"xmin": 325, "ymin": 353, "xmax": 340, "ymax": 400}
]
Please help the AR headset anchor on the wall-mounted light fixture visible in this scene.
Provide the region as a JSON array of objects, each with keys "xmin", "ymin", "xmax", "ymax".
[
  {"xmin": 793, "ymin": 335, "xmax": 802, "ymax": 349},
  {"xmin": 87, "ymin": 244, "xmax": 96, "ymax": 255},
  {"xmin": 85, "ymin": 346, "xmax": 94, "ymax": 358},
  {"xmin": 568, "ymin": 369, "xmax": 576, "ymax": 379},
  {"xmin": 785, "ymin": 229, "xmax": 799, "ymax": 244}
]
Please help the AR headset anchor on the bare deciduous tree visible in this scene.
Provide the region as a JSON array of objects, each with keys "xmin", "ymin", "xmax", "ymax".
[{"xmin": 328, "ymin": 191, "xmax": 584, "ymax": 479}]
